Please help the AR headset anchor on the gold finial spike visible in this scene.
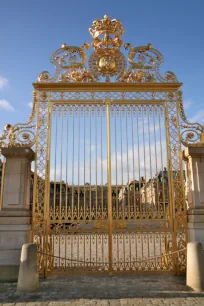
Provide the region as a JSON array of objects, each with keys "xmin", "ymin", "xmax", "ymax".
[
  {"xmin": 147, "ymin": 43, "xmax": 152, "ymax": 49},
  {"xmin": 61, "ymin": 43, "xmax": 67, "ymax": 48},
  {"xmin": 4, "ymin": 124, "xmax": 12, "ymax": 132}
]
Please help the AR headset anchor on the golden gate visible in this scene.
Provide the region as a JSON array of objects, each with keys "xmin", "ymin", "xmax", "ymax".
[{"xmin": 1, "ymin": 15, "xmax": 204, "ymax": 276}]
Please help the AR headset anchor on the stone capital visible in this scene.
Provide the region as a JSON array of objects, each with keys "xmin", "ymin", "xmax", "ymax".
[
  {"xmin": 1, "ymin": 147, "xmax": 35, "ymax": 161},
  {"xmin": 183, "ymin": 147, "xmax": 204, "ymax": 160}
]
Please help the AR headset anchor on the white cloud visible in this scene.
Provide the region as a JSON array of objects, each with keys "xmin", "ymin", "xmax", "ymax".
[
  {"xmin": 28, "ymin": 102, "xmax": 33, "ymax": 108},
  {"xmin": 189, "ymin": 110, "xmax": 204, "ymax": 124},
  {"xmin": 0, "ymin": 76, "xmax": 8, "ymax": 90},
  {"xmin": 0, "ymin": 99, "xmax": 14, "ymax": 111},
  {"xmin": 183, "ymin": 99, "xmax": 192, "ymax": 110}
]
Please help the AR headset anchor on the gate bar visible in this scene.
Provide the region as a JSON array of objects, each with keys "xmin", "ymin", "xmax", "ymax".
[{"xmin": 106, "ymin": 100, "xmax": 113, "ymax": 275}]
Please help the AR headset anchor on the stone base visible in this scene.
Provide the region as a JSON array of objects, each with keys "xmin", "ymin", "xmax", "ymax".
[
  {"xmin": 187, "ymin": 242, "xmax": 204, "ymax": 291},
  {"xmin": 17, "ymin": 244, "xmax": 39, "ymax": 292},
  {"xmin": 188, "ymin": 209, "xmax": 204, "ymax": 247},
  {"xmin": 0, "ymin": 209, "xmax": 32, "ymax": 281}
]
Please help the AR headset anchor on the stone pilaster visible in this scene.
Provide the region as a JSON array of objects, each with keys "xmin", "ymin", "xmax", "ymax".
[
  {"xmin": 183, "ymin": 147, "xmax": 204, "ymax": 245},
  {"xmin": 0, "ymin": 147, "xmax": 34, "ymax": 281}
]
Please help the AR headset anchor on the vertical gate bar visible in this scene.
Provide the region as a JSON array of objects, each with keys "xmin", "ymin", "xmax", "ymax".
[
  {"xmin": 90, "ymin": 234, "xmax": 92, "ymax": 268},
  {"xmin": 142, "ymin": 106, "xmax": 147, "ymax": 217},
  {"xmin": 84, "ymin": 234, "xmax": 85, "ymax": 269},
  {"xmin": 44, "ymin": 92, "xmax": 52, "ymax": 277},
  {"xmin": 126, "ymin": 109, "xmax": 130, "ymax": 219},
  {"xmin": 123, "ymin": 234, "xmax": 125, "ymax": 270},
  {"xmin": 54, "ymin": 108, "xmax": 58, "ymax": 217},
  {"xmin": 59, "ymin": 109, "xmax": 62, "ymax": 267},
  {"xmin": 32, "ymin": 90, "xmax": 40, "ymax": 237},
  {"xmin": 135, "ymin": 233, "xmax": 137, "ymax": 268},
  {"xmin": 153, "ymin": 108, "xmax": 159, "ymax": 219},
  {"xmin": 176, "ymin": 98, "xmax": 187, "ymax": 214},
  {"xmin": 131, "ymin": 107, "xmax": 136, "ymax": 220},
  {"xmin": 102, "ymin": 234, "xmax": 104, "ymax": 269},
  {"xmin": 95, "ymin": 109, "xmax": 98, "ymax": 218},
  {"xmin": 120, "ymin": 108, "xmax": 124, "ymax": 219},
  {"xmin": 158, "ymin": 110, "xmax": 166, "ymax": 218},
  {"xmin": 117, "ymin": 234, "xmax": 119, "ymax": 269},
  {"xmin": 100, "ymin": 107, "xmax": 104, "ymax": 218},
  {"xmin": 65, "ymin": 108, "xmax": 69, "ymax": 218},
  {"xmin": 159, "ymin": 234, "xmax": 162, "ymax": 269},
  {"xmin": 154, "ymin": 234, "xmax": 156, "ymax": 268},
  {"xmin": 106, "ymin": 101, "xmax": 113, "ymax": 275},
  {"xmin": 59, "ymin": 233, "xmax": 60, "ymax": 269},
  {"xmin": 136, "ymin": 107, "xmax": 142, "ymax": 217},
  {"xmin": 129, "ymin": 233, "xmax": 132, "ymax": 268},
  {"xmin": 89, "ymin": 109, "xmax": 92, "ymax": 220},
  {"xmin": 60, "ymin": 106, "xmax": 64, "ymax": 217},
  {"xmin": 72, "ymin": 108, "xmax": 74, "ymax": 219},
  {"xmin": 84, "ymin": 109, "xmax": 86, "ymax": 219},
  {"xmin": 71, "ymin": 234, "xmax": 73, "ymax": 268},
  {"xmin": 147, "ymin": 234, "xmax": 150, "ymax": 270},
  {"xmin": 77, "ymin": 235, "xmax": 79, "ymax": 268},
  {"xmin": 96, "ymin": 233, "xmax": 98, "ymax": 268},
  {"xmin": 114, "ymin": 109, "xmax": 118, "ymax": 219},
  {"xmin": 65, "ymin": 234, "xmax": 67, "ymax": 270},
  {"xmin": 78, "ymin": 109, "xmax": 80, "ymax": 219},
  {"xmin": 141, "ymin": 234, "xmax": 144, "ymax": 266},
  {"xmin": 147, "ymin": 110, "xmax": 154, "ymax": 217},
  {"xmin": 0, "ymin": 156, "xmax": 5, "ymax": 210},
  {"xmin": 52, "ymin": 235, "xmax": 54, "ymax": 270},
  {"xmin": 176, "ymin": 99, "xmax": 187, "ymax": 274},
  {"xmin": 164, "ymin": 102, "xmax": 176, "ymax": 272},
  {"xmin": 164, "ymin": 102, "xmax": 174, "ymax": 220}
]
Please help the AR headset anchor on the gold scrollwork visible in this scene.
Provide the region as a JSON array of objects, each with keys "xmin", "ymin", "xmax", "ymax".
[
  {"xmin": 178, "ymin": 91, "xmax": 204, "ymax": 147},
  {"xmin": 34, "ymin": 15, "xmax": 182, "ymax": 84}
]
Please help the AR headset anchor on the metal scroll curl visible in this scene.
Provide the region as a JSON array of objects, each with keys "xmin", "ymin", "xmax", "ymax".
[
  {"xmin": 178, "ymin": 91, "xmax": 204, "ymax": 147},
  {"xmin": 0, "ymin": 92, "xmax": 37, "ymax": 151},
  {"xmin": 15, "ymin": 129, "xmax": 36, "ymax": 146},
  {"xmin": 119, "ymin": 43, "xmax": 178, "ymax": 83},
  {"xmin": 37, "ymin": 43, "xmax": 97, "ymax": 83}
]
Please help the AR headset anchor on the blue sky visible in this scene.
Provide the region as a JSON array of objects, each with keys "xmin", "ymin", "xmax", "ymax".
[{"xmin": 0, "ymin": 0, "xmax": 204, "ymax": 129}]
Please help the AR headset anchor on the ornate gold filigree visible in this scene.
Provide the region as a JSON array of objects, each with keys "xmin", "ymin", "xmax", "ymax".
[
  {"xmin": 120, "ymin": 43, "xmax": 177, "ymax": 83},
  {"xmin": 34, "ymin": 15, "xmax": 182, "ymax": 84},
  {"xmin": 124, "ymin": 43, "xmax": 153, "ymax": 68},
  {"xmin": 59, "ymin": 69, "xmax": 97, "ymax": 83},
  {"xmin": 38, "ymin": 43, "xmax": 90, "ymax": 83},
  {"xmin": 89, "ymin": 15, "xmax": 124, "ymax": 51},
  {"xmin": 88, "ymin": 15, "xmax": 126, "ymax": 82},
  {"xmin": 120, "ymin": 70, "xmax": 156, "ymax": 83},
  {"xmin": 0, "ymin": 91, "xmax": 36, "ymax": 150},
  {"xmin": 178, "ymin": 91, "xmax": 204, "ymax": 147}
]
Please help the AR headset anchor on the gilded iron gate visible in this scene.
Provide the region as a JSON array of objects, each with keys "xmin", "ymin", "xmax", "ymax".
[
  {"xmin": 33, "ymin": 90, "xmax": 187, "ymax": 276},
  {"xmin": 1, "ymin": 15, "xmax": 204, "ymax": 276}
]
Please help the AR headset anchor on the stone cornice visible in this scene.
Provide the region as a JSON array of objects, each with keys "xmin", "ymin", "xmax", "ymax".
[
  {"xmin": 1, "ymin": 147, "xmax": 35, "ymax": 161},
  {"xmin": 33, "ymin": 82, "xmax": 182, "ymax": 92}
]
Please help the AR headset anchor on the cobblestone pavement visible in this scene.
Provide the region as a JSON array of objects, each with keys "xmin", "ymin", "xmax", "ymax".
[{"xmin": 0, "ymin": 275, "xmax": 204, "ymax": 305}]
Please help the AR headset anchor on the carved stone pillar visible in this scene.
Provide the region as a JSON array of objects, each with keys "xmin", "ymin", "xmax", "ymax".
[
  {"xmin": 183, "ymin": 147, "xmax": 204, "ymax": 245},
  {"xmin": 0, "ymin": 147, "xmax": 34, "ymax": 281}
]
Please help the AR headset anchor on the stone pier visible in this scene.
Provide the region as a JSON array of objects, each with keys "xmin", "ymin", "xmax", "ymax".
[
  {"xmin": 183, "ymin": 147, "xmax": 204, "ymax": 245},
  {"xmin": 0, "ymin": 147, "xmax": 34, "ymax": 281}
]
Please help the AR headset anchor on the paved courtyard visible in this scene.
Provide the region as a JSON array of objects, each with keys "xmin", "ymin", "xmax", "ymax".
[{"xmin": 0, "ymin": 275, "xmax": 204, "ymax": 306}]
